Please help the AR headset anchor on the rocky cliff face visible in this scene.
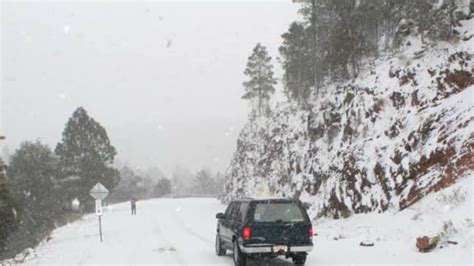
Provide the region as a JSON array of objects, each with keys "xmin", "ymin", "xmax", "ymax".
[{"xmin": 224, "ymin": 19, "xmax": 474, "ymax": 219}]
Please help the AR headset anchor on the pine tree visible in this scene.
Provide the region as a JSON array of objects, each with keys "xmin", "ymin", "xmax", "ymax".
[
  {"xmin": 153, "ymin": 178, "xmax": 172, "ymax": 197},
  {"xmin": 242, "ymin": 43, "xmax": 277, "ymax": 117},
  {"xmin": 172, "ymin": 165, "xmax": 193, "ymax": 195},
  {"xmin": 214, "ymin": 172, "xmax": 226, "ymax": 196},
  {"xmin": 291, "ymin": 0, "xmax": 463, "ymax": 85},
  {"xmin": 55, "ymin": 107, "xmax": 120, "ymax": 211},
  {"xmin": 0, "ymin": 156, "xmax": 16, "ymax": 257},
  {"xmin": 7, "ymin": 141, "xmax": 61, "ymax": 243},
  {"xmin": 297, "ymin": 0, "xmax": 335, "ymax": 93},
  {"xmin": 280, "ymin": 22, "xmax": 314, "ymax": 106},
  {"xmin": 108, "ymin": 166, "xmax": 137, "ymax": 203},
  {"xmin": 194, "ymin": 169, "xmax": 216, "ymax": 195}
]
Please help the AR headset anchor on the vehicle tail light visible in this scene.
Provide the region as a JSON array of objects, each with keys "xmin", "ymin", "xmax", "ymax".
[
  {"xmin": 308, "ymin": 224, "xmax": 314, "ymax": 238},
  {"xmin": 242, "ymin": 226, "xmax": 251, "ymax": 240}
]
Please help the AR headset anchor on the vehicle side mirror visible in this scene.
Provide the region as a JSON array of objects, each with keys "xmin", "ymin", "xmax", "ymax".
[{"xmin": 216, "ymin": 212, "xmax": 225, "ymax": 219}]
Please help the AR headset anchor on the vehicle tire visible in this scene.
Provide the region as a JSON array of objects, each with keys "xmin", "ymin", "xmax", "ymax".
[
  {"xmin": 292, "ymin": 253, "xmax": 307, "ymax": 265},
  {"xmin": 233, "ymin": 240, "xmax": 247, "ymax": 266},
  {"xmin": 215, "ymin": 234, "xmax": 226, "ymax": 256}
]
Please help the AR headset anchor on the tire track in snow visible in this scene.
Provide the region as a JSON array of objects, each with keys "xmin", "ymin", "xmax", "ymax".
[
  {"xmin": 160, "ymin": 199, "xmax": 231, "ymax": 266},
  {"xmin": 168, "ymin": 208, "xmax": 213, "ymax": 245},
  {"xmin": 150, "ymin": 203, "xmax": 189, "ymax": 266}
]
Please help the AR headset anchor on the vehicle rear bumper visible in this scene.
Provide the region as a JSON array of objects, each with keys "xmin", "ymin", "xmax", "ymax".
[{"xmin": 239, "ymin": 243, "xmax": 313, "ymax": 254}]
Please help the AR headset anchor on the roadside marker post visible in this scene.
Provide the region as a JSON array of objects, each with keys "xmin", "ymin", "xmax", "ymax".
[{"xmin": 89, "ymin": 183, "xmax": 109, "ymax": 242}]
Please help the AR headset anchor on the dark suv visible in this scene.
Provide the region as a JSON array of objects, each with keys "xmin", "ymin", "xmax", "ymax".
[{"xmin": 215, "ymin": 198, "xmax": 313, "ymax": 266}]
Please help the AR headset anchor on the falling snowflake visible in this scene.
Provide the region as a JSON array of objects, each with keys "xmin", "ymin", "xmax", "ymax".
[{"xmin": 63, "ymin": 25, "xmax": 71, "ymax": 34}]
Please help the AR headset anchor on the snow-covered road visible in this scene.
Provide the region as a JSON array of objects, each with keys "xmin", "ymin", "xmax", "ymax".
[
  {"xmin": 21, "ymin": 198, "xmax": 299, "ymax": 266},
  {"xmin": 19, "ymin": 194, "xmax": 472, "ymax": 266}
]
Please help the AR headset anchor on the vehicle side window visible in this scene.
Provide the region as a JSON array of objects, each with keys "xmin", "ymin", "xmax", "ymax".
[
  {"xmin": 224, "ymin": 203, "xmax": 235, "ymax": 219},
  {"xmin": 239, "ymin": 203, "xmax": 248, "ymax": 223},
  {"xmin": 230, "ymin": 202, "xmax": 241, "ymax": 221}
]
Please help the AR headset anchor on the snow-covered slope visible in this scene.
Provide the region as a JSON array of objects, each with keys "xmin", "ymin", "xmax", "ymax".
[
  {"xmin": 224, "ymin": 18, "xmax": 474, "ymax": 218},
  {"xmin": 312, "ymin": 175, "xmax": 473, "ymax": 264}
]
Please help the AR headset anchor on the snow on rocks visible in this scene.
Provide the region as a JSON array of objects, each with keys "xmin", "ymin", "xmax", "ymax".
[
  {"xmin": 224, "ymin": 18, "xmax": 474, "ymax": 219},
  {"xmin": 416, "ymin": 236, "xmax": 439, "ymax": 252},
  {"xmin": 312, "ymin": 176, "xmax": 472, "ymax": 263},
  {"xmin": 0, "ymin": 248, "xmax": 36, "ymax": 265}
]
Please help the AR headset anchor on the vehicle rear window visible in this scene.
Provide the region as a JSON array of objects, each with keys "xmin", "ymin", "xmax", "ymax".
[{"xmin": 251, "ymin": 202, "xmax": 306, "ymax": 223}]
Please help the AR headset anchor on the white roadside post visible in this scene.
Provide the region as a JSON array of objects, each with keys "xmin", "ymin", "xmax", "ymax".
[{"xmin": 89, "ymin": 183, "xmax": 109, "ymax": 242}]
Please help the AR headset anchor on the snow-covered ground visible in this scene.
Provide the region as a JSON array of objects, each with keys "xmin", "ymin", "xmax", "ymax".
[
  {"xmin": 314, "ymin": 176, "xmax": 473, "ymax": 265},
  {"xmin": 3, "ymin": 178, "xmax": 473, "ymax": 266}
]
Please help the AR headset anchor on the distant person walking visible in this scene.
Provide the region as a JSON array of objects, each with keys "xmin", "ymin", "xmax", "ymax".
[{"xmin": 131, "ymin": 196, "xmax": 137, "ymax": 215}]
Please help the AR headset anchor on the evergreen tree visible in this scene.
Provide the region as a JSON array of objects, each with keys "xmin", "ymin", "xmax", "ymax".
[
  {"xmin": 299, "ymin": 0, "xmax": 321, "ymax": 94},
  {"xmin": 242, "ymin": 43, "xmax": 277, "ymax": 117},
  {"xmin": 7, "ymin": 141, "xmax": 61, "ymax": 243},
  {"xmin": 108, "ymin": 166, "xmax": 140, "ymax": 203},
  {"xmin": 285, "ymin": 0, "xmax": 462, "ymax": 93},
  {"xmin": 214, "ymin": 171, "xmax": 226, "ymax": 196},
  {"xmin": 279, "ymin": 22, "xmax": 314, "ymax": 106},
  {"xmin": 297, "ymin": 0, "xmax": 336, "ymax": 93},
  {"xmin": 193, "ymin": 169, "xmax": 216, "ymax": 195},
  {"xmin": 172, "ymin": 165, "xmax": 193, "ymax": 195},
  {"xmin": 0, "ymin": 156, "xmax": 16, "ymax": 257},
  {"xmin": 55, "ymin": 107, "xmax": 120, "ymax": 211},
  {"xmin": 107, "ymin": 166, "xmax": 159, "ymax": 203},
  {"xmin": 153, "ymin": 178, "xmax": 172, "ymax": 197}
]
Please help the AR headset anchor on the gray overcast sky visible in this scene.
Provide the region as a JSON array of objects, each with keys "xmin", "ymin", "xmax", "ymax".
[{"xmin": 1, "ymin": 0, "xmax": 298, "ymax": 175}]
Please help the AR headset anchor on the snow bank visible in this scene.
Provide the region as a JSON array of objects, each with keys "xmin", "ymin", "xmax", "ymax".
[{"xmin": 312, "ymin": 175, "xmax": 473, "ymax": 264}]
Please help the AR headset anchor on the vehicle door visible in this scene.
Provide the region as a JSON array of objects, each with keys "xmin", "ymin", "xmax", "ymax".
[
  {"xmin": 226, "ymin": 202, "xmax": 241, "ymax": 242},
  {"xmin": 231, "ymin": 202, "xmax": 248, "ymax": 241},
  {"xmin": 220, "ymin": 202, "xmax": 236, "ymax": 245}
]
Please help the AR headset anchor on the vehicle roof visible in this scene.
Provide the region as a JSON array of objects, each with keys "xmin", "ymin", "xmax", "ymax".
[{"xmin": 231, "ymin": 197, "xmax": 299, "ymax": 204}]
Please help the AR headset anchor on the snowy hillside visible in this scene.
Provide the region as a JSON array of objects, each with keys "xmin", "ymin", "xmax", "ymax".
[
  {"xmin": 224, "ymin": 18, "xmax": 474, "ymax": 218},
  {"xmin": 312, "ymin": 175, "xmax": 473, "ymax": 264}
]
